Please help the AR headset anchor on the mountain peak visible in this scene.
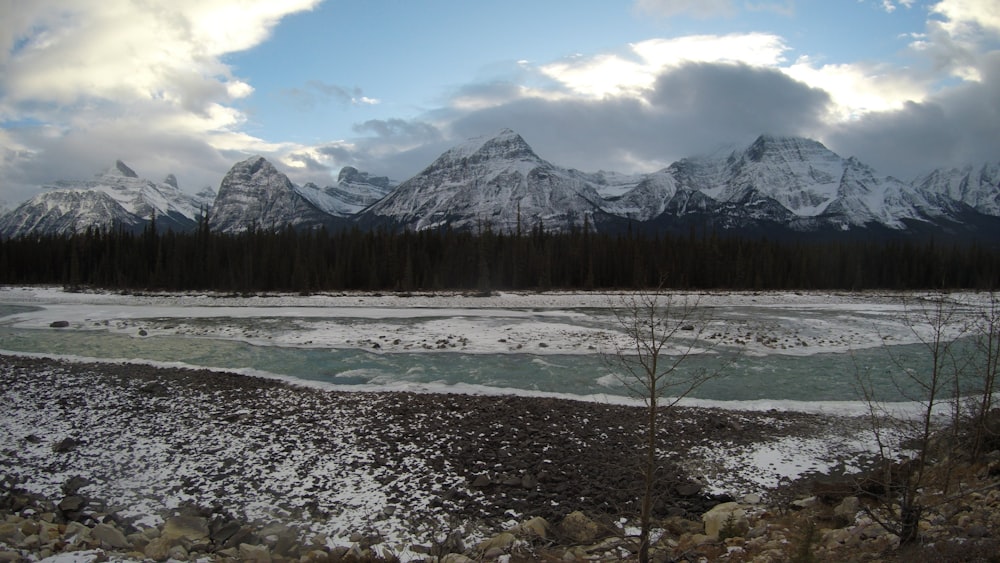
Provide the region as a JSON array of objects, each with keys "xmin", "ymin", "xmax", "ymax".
[
  {"xmin": 163, "ymin": 174, "xmax": 178, "ymax": 188},
  {"xmin": 105, "ymin": 160, "xmax": 139, "ymax": 178},
  {"xmin": 746, "ymin": 135, "xmax": 829, "ymax": 162},
  {"xmin": 445, "ymin": 129, "xmax": 538, "ymax": 163}
]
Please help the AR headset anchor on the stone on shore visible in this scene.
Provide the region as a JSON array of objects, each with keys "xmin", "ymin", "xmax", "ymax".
[{"xmin": 703, "ymin": 502, "xmax": 749, "ymax": 540}]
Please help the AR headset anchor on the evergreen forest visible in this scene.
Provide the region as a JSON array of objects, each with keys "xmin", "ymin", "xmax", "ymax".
[{"xmin": 1, "ymin": 217, "xmax": 998, "ymax": 293}]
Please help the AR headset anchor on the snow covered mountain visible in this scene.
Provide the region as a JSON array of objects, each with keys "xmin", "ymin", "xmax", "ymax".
[
  {"xmin": 613, "ymin": 135, "xmax": 987, "ymax": 235},
  {"xmin": 294, "ymin": 166, "xmax": 395, "ymax": 218},
  {"xmin": 3, "ymin": 132, "xmax": 997, "ymax": 241},
  {"xmin": 913, "ymin": 162, "xmax": 1000, "ymax": 217},
  {"xmin": 0, "ymin": 160, "xmax": 210, "ymax": 238},
  {"xmin": 357, "ymin": 129, "xmax": 607, "ymax": 231},
  {"xmin": 208, "ymin": 156, "xmax": 347, "ymax": 233}
]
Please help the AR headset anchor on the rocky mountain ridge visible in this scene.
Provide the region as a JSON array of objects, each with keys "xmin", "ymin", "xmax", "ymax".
[
  {"xmin": 2, "ymin": 131, "xmax": 998, "ymax": 241},
  {"xmin": 0, "ymin": 160, "xmax": 212, "ymax": 237}
]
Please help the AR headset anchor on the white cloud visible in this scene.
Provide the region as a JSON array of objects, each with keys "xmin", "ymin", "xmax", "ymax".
[
  {"xmin": 783, "ymin": 57, "xmax": 930, "ymax": 120},
  {"xmin": 0, "ymin": 0, "xmax": 320, "ymax": 201},
  {"xmin": 931, "ymin": 0, "xmax": 1000, "ymax": 36},
  {"xmin": 540, "ymin": 33, "xmax": 789, "ymax": 98},
  {"xmin": 878, "ymin": 0, "xmax": 916, "ymax": 13}
]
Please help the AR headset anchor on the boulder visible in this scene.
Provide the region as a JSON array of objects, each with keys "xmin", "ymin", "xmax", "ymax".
[
  {"xmin": 557, "ymin": 511, "xmax": 603, "ymax": 544},
  {"xmin": 62, "ymin": 476, "xmax": 90, "ymax": 495},
  {"xmin": 144, "ymin": 536, "xmax": 172, "ymax": 561},
  {"xmin": 167, "ymin": 544, "xmax": 189, "ymax": 560},
  {"xmin": 703, "ymin": 502, "xmax": 749, "ymax": 540},
  {"xmin": 516, "ymin": 516, "xmax": 550, "ymax": 539},
  {"xmin": 57, "ymin": 495, "xmax": 86, "ymax": 512},
  {"xmin": 833, "ymin": 496, "xmax": 860, "ymax": 526},
  {"xmin": 49, "ymin": 321, "xmax": 70, "ymax": 328},
  {"xmin": 62, "ymin": 521, "xmax": 91, "ymax": 545},
  {"xmin": 675, "ymin": 482, "xmax": 703, "ymax": 497},
  {"xmin": 790, "ymin": 496, "xmax": 818, "ymax": 511},
  {"xmin": 470, "ymin": 474, "xmax": 492, "ymax": 488},
  {"xmin": 0, "ymin": 522, "xmax": 25, "ymax": 545},
  {"xmin": 239, "ymin": 542, "xmax": 272, "ymax": 562},
  {"xmin": 92, "ymin": 523, "xmax": 130, "ymax": 549},
  {"xmin": 477, "ymin": 531, "xmax": 516, "ymax": 553},
  {"xmin": 301, "ymin": 549, "xmax": 331, "ymax": 562},
  {"xmin": 211, "ymin": 518, "xmax": 242, "ymax": 544},
  {"xmin": 162, "ymin": 515, "xmax": 209, "ymax": 544}
]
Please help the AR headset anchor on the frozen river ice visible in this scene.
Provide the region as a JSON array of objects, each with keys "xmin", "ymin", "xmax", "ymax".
[{"xmin": 0, "ymin": 287, "xmax": 989, "ymax": 412}]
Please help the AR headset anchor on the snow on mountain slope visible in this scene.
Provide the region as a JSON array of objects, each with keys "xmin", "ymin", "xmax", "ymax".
[
  {"xmin": 0, "ymin": 161, "xmax": 209, "ymax": 238},
  {"xmin": 358, "ymin": 129, "xmax": 605, "ymax": 231},
  {"xmin": 702, "ymin": 135, "xmax": 844, "ymax": 216},
  {"xmin": 294, "ymin": 166, "xmax": 395, "ymax": 217},
  {"xmin": 614, "ymin": 135, "xmax": 971, "ymax": 231},
  {"xmin": 62, "ymin": 160, "xmax": 209, "ymax": 224},
  {"xmin": 914, "ymin": 162, "xmax": 1000, "ymax": 217},
  {"xmin": 0, "ymin": 189, "xmax": 142, "ymax": 238},
  {"xmin": 604, "ymin": 171, "xmax": 679, "ymax": 221}
]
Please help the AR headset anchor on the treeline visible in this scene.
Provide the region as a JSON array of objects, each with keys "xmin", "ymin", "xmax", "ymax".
[{"xmin": 1, "ymin": 219, "xmax": 998, "ymax": 292}]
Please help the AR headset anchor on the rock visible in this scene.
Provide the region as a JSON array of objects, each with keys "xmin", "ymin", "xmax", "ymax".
[
  {"xmin": 812, "ymin": 479, "xmax": 856, "ymax": 504},
  {"xmin": 676, "ymin": 482, "xmax": 703, "ymax": 497},
  {"xmin": 168, "ymin": 544, "xmax": 189, "ymax": 560},
  {"xmin": 162, "ymin": 515, "xmax": 209, "ymax": 544},
  {"xmin": 240, "ymin": 542, "xmax": 273, "ymax": 562},
  {"xmin": 833, "ymin": 496, "xmax": 860, "ymax": 526},
  {"xmin": 211, "ymin": 518, "xmax": 242, "ymax": 544},
  {"xmin": 92, "ymin": 523, "xmax": 130, "ymax": 548},
  {"xmin": 441, "ymin": 554, "xmax": 475, "ymax": 563},
  {"xmin": 63, "ymin": 521, "xmax": 91, "ymax": 545},
  {"xmin": 62, "ymin": 475, "xmax": 90, "ymax": 495},
  {"xmin": 438, "ymin": 530, "xmax": 465, "ymax": 554},
  {"xmin": 52, "ymin": 437, "xmax": 80, "ymax": 453},
  {"xmin": 967, "ymin": 524, "xmax": 990, "ymax": 538},
  {"xmin": 301, "ymin": 549, "xmax": 331, "ymax": 562},
  {"xmin": 557, "ymin": 511, "xmax": 604, "ymax": 544},
  {"xmin": 57, "ymin": 495, "xmax": 86, "ymax": 512},
  {"xmin": 742, "ymin": 493, "xmax": 762, "ymax": 504},
  {"xmin": 790, "ymin": 496, "xmax": 818, "ymax": 510},
  {"xmin": 477, "ymin": 531, "xmax": 516, "ymax": 553},
  {"xmin": 144, "ymin": 536, "xmax": 172, "ymax": 561},
  {"xmin": 521, "ymin": 473, "xmax": 538, "ymax": 489},
  {"xmin": 49, "ymin": 321, "xmax": 70, "ymax": 328},
  {"xmin": 223, "ymin": 525, "xmax": 256, "ymax": 550},
  {"xmin": 0, "ymin": 522, "xmax": 25, "ymax": 545},
  {"xmin": 471, "ymin": 474, "xmax": 492, "ymax": 488},
  {"xmin": 517, "ymin": 516, "xmax": 550, "ymax": 539},
  {"xmin": 0, "ymin": 552, "xmax": 22, "ymax": 562},
  {"xmin": 703, "ymin": 502, "xmax": 749, "ymax": 540}
]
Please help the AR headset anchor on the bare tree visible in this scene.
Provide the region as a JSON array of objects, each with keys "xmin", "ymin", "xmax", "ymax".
[
  {"xmin": 856, "ymin": 293, "xmax": 971, "ymax": 544},
  {"xmin": 607, "ymin": 286, "xmax": 733, "ymax": 563},
  {"xmin": 969, "ymin": 290, "xmax": 1000, "ymax": 462}
]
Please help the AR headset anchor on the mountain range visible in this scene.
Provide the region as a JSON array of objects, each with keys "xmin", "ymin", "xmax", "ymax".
[{"xmin": 2, "ymin": 130, "xmax": 998, "ymax": 242}]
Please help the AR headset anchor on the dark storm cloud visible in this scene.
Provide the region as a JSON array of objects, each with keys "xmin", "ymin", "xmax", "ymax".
[
  {"xmin": 825, "ymin": 51, "xmax": 1000, "ymax": 177},
  {"xmin": 447, "ymin": 62, "xmax": 832, "ymax": 172}
]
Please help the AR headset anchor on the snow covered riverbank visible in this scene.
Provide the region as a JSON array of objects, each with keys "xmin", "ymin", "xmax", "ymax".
[{"xmin": 1, "ymin": 354, "xmax": 883, "ymax": 560}]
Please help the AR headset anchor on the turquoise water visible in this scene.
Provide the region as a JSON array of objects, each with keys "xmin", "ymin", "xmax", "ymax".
[{"xmin": 0, "ymin": 323, "xmax": 959, "ymax": 403}]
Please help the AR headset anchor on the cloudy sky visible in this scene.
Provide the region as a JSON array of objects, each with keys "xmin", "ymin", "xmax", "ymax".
[{"xmin": 1, "ymin": 0, "xmax": 998, "ymax": 206}]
